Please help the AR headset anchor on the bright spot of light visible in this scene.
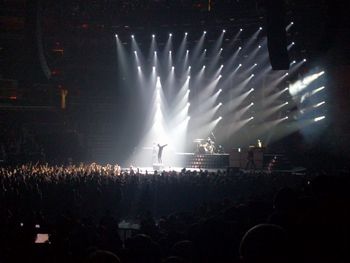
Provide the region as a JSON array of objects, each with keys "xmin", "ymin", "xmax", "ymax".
[
  {"xmin": 185, "ymin": 32, "xmax": 188, "ymax": 35},
  {"xmin": 171, "ymin": 66, "xmax": 174, "ymax": 70},
  {"xmin": 220, "ymin": 64, "xmax": 224, "ymax": 68},
  {"xmin": 223, "ymin": 29, "xmax": 226, "ymax": 33},
  {"xmin": 251, "ymin": 74, "xmax": 255, "ymax": 78},
  {"xmin": 203, "ymin": 31, "xmax": 207, "ymax": 34},
  {"xmin": 218, "ymin": 75, "xmax": 222, "ymax": 79},
  {"xmin": 314, "ymin": 116, "xmax": 325, "ymax": 122},
  {"xmin": 313, "ymin": 101, "xmax": 325, "ymax": 108},
  {"xmin": 218, "ymin": 102, "xmax": 223, "ymax": 106},
  {"xmin": 291, "ymin": 22, "xmax": 294, "ymax": 25},
  {"xmin": 254, "ymin": 63, "xmax": 258, "ymax": 66},
  {"xmin": 303, "ymin": 58, "xmax": 307, "ymax": 62},
  {"xmin": 220, "ymin": 48, "xmax": 223, "ymax": 51},
  {"xmin": 169, "ymin": 33, "xmax": 172, "ymax": 37},
  {"xmin": 218, "ymin": 89, "xmax": 222, "ymax": 93},
  {"xmin": 284, "ymin": 101, "xmax": 289, "ymax": 105},
  {"xmin": 249, "ymin": 116, "xmax": 254, "ymax": 120},
  {"xmin": 292, "ymin": 42, "xmax": 295, "ymax": 45},
  {"xmin": 152, "ymin": 34, "xmax": 155, "ymax": 38},
  {"xmin": 312, "ymin": 86, "xmax": 325, "ymax": 95},
  {"xmin": 152, "ymin": 66, "xmax": 156, "ymax": 70},
  {"xmin": 259, "ymin": 27, "xmax": 263, "ymax": 30},
  {"xmin": 115, "ymin": 34, "xmax": 118, "ymax": 38},
  {"xmin": 187, "ymin": 102, "xmax": 190, "ymax": 107},
  {"xmin": 250, "ymin": 88, "xmax": 254, "ymax": 92},
  {"xmin": 240, "ymin": 28, "xmax": 243, "ymax": 31},
  {"xmin": 203, "ymin": 65, "xmax": 206, "ymax": 69},
  {"xmin": 187, "ymin": 75, "xmax": 191, "ymax": 79},
  {"xmin": 250, "ymin": 102, "xmax": 254, "ymax": 106},
  {"xmin": 218, "ymin": 116, "xmax": 223, "ymax": 120},
  {"xmin": 238, "ymin": 46, "xmax": 242, "ymax": 50},
  {"xmin": 137, "ymin": 66, "xmax": 141, "ymax": 70},
  {"xmin": 187, "ymin": 116, "xmax": 191, "ymax": 121},
  {"xmin": 238, "ymin": 64, "xmax": 242, "ymax": 67},
  {"xmin": 258, "ymin": 45, "xmax": 261, "ymax": 49},
  {"xmin": 131, "ymin": 35, "xmax": 134, "ymax": 38}
]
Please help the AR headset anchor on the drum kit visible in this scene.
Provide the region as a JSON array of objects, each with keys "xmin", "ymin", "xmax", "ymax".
[{"xmin": 194, "ymin": 137, "xmax": 218, "ymax": 154}]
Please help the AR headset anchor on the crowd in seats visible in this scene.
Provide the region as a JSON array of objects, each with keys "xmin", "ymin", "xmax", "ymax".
[{"xmin": 0, "ymin": 163, "xmax": 349, "ymax": 263}]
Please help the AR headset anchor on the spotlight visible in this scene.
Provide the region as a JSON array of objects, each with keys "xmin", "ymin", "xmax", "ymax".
[
  {"xmin": 258, "ymin": 45, "xmax": 261, "ymax": 49},
  {"xmin": 285, "ymin": 72, "xmax": 289, "ymax": 76},
  {"xmin": 291, "ymin": 22, "xmax": 294, "ymax": 25},
  {"xmin": 291, "ymin": 60, "xmax": 296, "ymax": 64},
  {"xmin": 169, "ymin": 50, "xmax": 172, "ymax": 54},
  {"xmin": 154, "ymin": 51, "xmax": 157, "ymax": 55},
  {"xmin": 169, "ymin": 33, "xmax": 172, "ymax": 37},
  {"xmin": 223, "ymin": 29, "xmax": 226, "ymax": 33},
  {"xmin": 131, "ymin": 35, "xmax": 134, "ymax": 38},
  {"xmin": 186, "ymin": 49, "xmax": 189, "ymax": 53},
  {"xmin": 218, "ymin": 89, "xmax": 222, "ymax": 93},
  {"xmin": 203, "ymin": 31, "xmax": 207, "ymax": 34},
  {"xmin": 204, "ymin": 49, "xmax": 207, "ymax": 52},
  {"xmin": 203, "ymin": 65, "xmax": 206, "ymax": 69},
  {"xmin": 259, "ymin": 27, "xmax": 263, "ymax": 30},
  {"xmin": 292, "ymin": 42, "xmax": 295, "ymax": 45},
  {"xmin": 303, "ymin": 58, "xmax": 307, "ymax": 62},
  {"xmin": 185, "ymin": 32, "xmax": 188, "ymax": 36},
  {"xmin": 220, "ymin": 48, "xmax": 223, "ymax": 51},
  {"xmin": 152, "ymin": 34, "xmax": 155, "ymax": 38},
  {"xmin": 284, "ymin": 116, "xmax": 289, "ymax": 120},
  {"xmin": 187, "ymin": 116, "xmax": 191, "ymax": 121},
  {"xmin": 240, "ymin": 28, "xmax": 243, "ymax": 31},
  {"xmin": 284, "ymin": 101, "xmax": 289, "ymax": 105},
  {"xmin": 284, "ymin": 87, "xmax": 289, "ymax": 91},
  {"xmin": 134, "ymin": 50, "xmax": 137, "ymax": 54},
  {"xmin": 249, "ymin": 116, "xmax": 254, "ymax": 120},
  {"xmin": 115, "ymin": 34, "xmax": 118, "ymax": 38},
  {"xmin": 251, "ymin": 74, "xmax": 255, "ymax": 78},
  {"xmin": 220, "ymin": 64, "xmax": 224, "ymax": 68},
  {"xmin": 250, "ymin": 88, "xmax": 254, "ymax": 92},
  {"xmin": 250, "ymin": 102, "xmax": 254, "ymax": 106},
  {"xmin": 189, "ymin": 66, "xmax": 191, "ymax": 69},
  {"xmin": 171, "ymin": 66, "xmax": 174, "ymax": 70},
  {"xmin": 254, "ymin": 63, "xmax": 257, "ymax": 66},
  {"xmin": 137, "ymin": 66, "xmax": 141, "ymax": 70},
  {"xmin": 238, "ymin": 46, "xmax": 242, "ymax": 50},
  {"xmin": 314, "ymin": 116, "xmax": 325, "ymax": 122},
  {"xmin": 187, "ymin": 75, "xmax": 191, "ymax": 79},
  {"xmin": 238, "ymin": 64, "xmax": 242, "ymax": 67},
  {"xmin": 313, "ymin": 101, "xmax": 325, "ymax": 108},
  {"xmin": 218, "ymin": 116, "xmax": 223, "ymax": 120},
  {"xmin": 187, "ymin": 102, "xmax": 190, "ymax": 107},
  {"xmin": 218, "ymin": 102, "xmax": 223, "ymax": 106},
  {"xmin": 218, "ymin": 75, "xmax": 222, "ymax": 79},
  {"xmin": 152, "ymin": 66, "xmax": 156, "ymax": 70}
]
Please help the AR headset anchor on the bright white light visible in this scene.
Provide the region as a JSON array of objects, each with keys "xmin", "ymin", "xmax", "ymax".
[
  {"xmin": 218, "ymin": 116, "xmax": 223, "ymax": 120},
  {"xmin": 152, "ymin": 34, "xmax": 155, "ymax": 38},
  {"xmin": 284, "ymin": 102, "xmax": 289, "ymax": 105},
  {"xmin": 238, "ymin": 46, "xmax": 242, "ymax": 50},
  {"xmin": 291, "ymin": 60, "xmax": 296, "ymax": 64},
  {"xmin": 313, "ymin": 101, "xmax": 325, "ymax": 108},
  {"xmin": 218, "ymin": 75, "xmax": 222, "ymax": 79},
  {"xmin": 258, "ymin": 45, "xmax": 261, "ymax": 49},
  {"xmin": 204, "ymin": 49, "xmax": 207, "ymax": 52},
  {"xmin": 169, "ymin": 33, "xmax": 172, "ymax": 37},
  {"xmin": 303, "ymin": 58, "xmax": 307, "ymax": 62},
  {"xmin": 218, "ymin": 102, "xmax": 223, "ymax": 106},
  {"xmin": 240, "ymin": 28, "xmax": 243, "ymax": 31},
  {"xmin": 220, "ymin": 48, "xmax": 223, "ymax": 51},
  {"xmin": 203, "ymin": 31, "xmax": 207, "ymax": 34},
  {"xmin": 311, "ymin": 86, "xmax": 325, "ymax": 95},
  {"xmin": 185, "ymin": 32, "xmax": 188, "ymax": 35},
  {"xmin": 223, "ymin": 29, "xmax": 226, "ymax": 33},
  {"xmin": 250, "ymin": 102, "xmax": 254, "ymax": 106},
  {"xmin": 171, "ymin": 66, "xmax": 174, "ymax": 70},
  {"xmin": 218, "ymin": 89, "xmax": 222, "ymax": 93},
  {"xmin": 169, "ymin": 50, "xmax": 172, "ymax": 54},
  {"xmin": 284, "ymin": 116, "xmax": 289, "ymax": 120},
  {"xmin": 115, "ymin": 34, "xmax": 118, "ymax": 38},
  {"xmin": 291, "ymin": 22, "xmax": 294, "ymax": 25},
  {"xmin": 187, "ymin": 90, "xmax": 190, "ymax": 94},
  {"xmin": 254, "ymin": 63, "xmax": 257, "ymax": 66},
  {"xmin": 154, "ymin": 51, "xmax": 157, "ymax": 55},
  {"xmin": 259, "ymin": 27, "xmax": 263, "ymax": 30},
  {"xmin": 289, "ymin": 71, "xmax": 326, "ymax": 96},
  {"xmin": 203, "ymin": 65, "xmax": 206, "ymax": 69},
  {"xmin": 187, "ymin": 75, "xmax": 191, "ymax": 79},
  {"xmin": 314, "ymin": 116, "xmax": 325, "ymax": 122},
  {"xmin": 189, "ymin": 66, "xmax": 191, "ymax": 69},
  {"xmin": 284, "ymin": 87, "xmax": 289, "ymax": 91},
  {"xmin": 238, "ymin": 64, "xmax": 242, "ymax": 67},
  {"xmin": 186, "ymin": 50, "xmax": 189, "ymax": 53},
  {"xmin": 187, "ymin": 116, "xmax": 191, "ymax": 121},
  {"xmin": 152, "ymin": 66, "xmax": 156, "ymax": 70},
  {"xmin": 187, "ymin": 102, "xmax": 190, "ymax": 107},
  {"xmin": 137, "ymin": 66, "xmax": 141, "ymax": 70},
  {"xmin": 251, "ymin": 74, "xmax": 255, "ymax": 77},
  {"xmin": 249, "ymin": 117, "xmax": 254, "ymax": 120},
  {"xmin": 250, "ymin": 88, "xmax": 254, "ymax": 92},
  {"xmin": 131, "ymin": 35, "xmax": 134, "ymax": 38},
  {"xmin": 292, "ymin": 42, "xmax": 295, "ymax": 45},
  {"xmin": 220, "ymin": 64, "xmax": 224, "ymax": 68},
  {"xmin": 285, "ymin": 72, "xmax": 289, "ymax": 76}
]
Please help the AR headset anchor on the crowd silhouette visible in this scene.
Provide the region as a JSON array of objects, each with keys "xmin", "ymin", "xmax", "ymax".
[{"xmin": 0, "ymin": 163, "xmax": 349, "ymax": 263}]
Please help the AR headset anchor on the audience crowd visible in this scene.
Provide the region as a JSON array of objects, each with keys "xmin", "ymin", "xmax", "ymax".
[{"xmin": 0, "ymin": 163, "xmax": 349, "ymax": 263}]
